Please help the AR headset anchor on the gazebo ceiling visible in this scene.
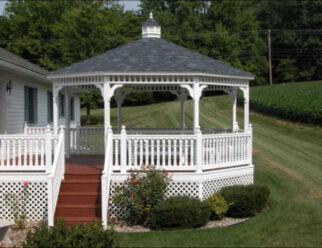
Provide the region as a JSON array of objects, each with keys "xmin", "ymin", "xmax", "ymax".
[{"xmin": 49, "ymin": 13, "xmax": 254, "ymax": 81}]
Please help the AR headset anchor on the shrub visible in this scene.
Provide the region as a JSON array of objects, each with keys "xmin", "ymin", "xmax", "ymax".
[
  {"xmin": 148, "ymin": 196, "xmax": 211, "ymax": 229},
  {"xmin": 112, "ymin": 165, "xmax": 171, "ymax": 226},
  {"xmin": 22, "ymin": 218, "xmax": 117, "ymax": 248},
  {"xmin": 205, "ymin": 193, "xmax": 229, "ymax": 220},
  {"xmin": 220, "ymin": 184, "xmax": 270, "ymax": 218}
]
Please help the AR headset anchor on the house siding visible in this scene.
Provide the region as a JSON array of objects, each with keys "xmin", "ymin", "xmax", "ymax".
[{"xmin": 1, "ymin": 71, "xmax": 80, "ymax": 134}]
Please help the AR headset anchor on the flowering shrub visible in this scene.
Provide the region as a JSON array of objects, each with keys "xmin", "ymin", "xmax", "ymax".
[
  {"xmin": 112, "ymin": 165, "xmax": 171, "ymax": 226},
  {"xmin": 5, "ymin": 181, "xmax": 30, "ymax": 229}
]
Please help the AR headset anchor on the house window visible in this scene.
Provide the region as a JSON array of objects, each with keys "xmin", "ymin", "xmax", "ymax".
[
  {"xmin": 47, "ymin": 91, "xmax": 53, "ymax": 122},
  {"xmin": 59, "ymin": 94, "xmax": 75, "ymax": 120},
  {"xmin": 59, "ymin": 93, "xmax": 65, "ymax": 118},
  {"xmin": 24, "ymin": 86, "xmax": 37, "ymax": 124}
]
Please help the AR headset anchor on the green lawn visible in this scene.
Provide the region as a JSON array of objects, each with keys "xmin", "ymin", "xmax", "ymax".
[
  {"xmin": 239, "ymin": 81, "xmax": 322, "ymax": 125},
  {"xmin": 83, "ymin": 95, "xmax": 322, "ymax": 247}
]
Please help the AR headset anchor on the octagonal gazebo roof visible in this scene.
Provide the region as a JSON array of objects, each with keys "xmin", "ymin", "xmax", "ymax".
[
  {"xmin": 49, "ymin": 14, "xmax": 254, "ymax": 81},
  {"xmin": 50, "ymin": 38, "xmax": 254, "ymax": 79}
]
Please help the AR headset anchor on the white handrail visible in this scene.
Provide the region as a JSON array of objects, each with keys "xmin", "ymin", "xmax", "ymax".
[
  {"xmin": 101, "ymin": 127, "xmax": 114, "ymax": 228},
  {"xmin": 47, "ymin": 128, "xmax": 65, "ymax": 226}
]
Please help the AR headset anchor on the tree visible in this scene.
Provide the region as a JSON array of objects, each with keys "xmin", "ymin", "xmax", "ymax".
[
  {"xmin": 140, "ymin": 0, "xmax": 268, "ymax": 85},
  {"xmin": 256, "ymin": 0, "xmax": 322, "ymax": 83}
]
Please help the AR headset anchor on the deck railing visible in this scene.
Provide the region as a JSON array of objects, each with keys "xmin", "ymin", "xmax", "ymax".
[
  {"xmin": 202, "ymin": 131, "xmax": 252, "ymax": 170},
  {"xmin": 110, "ymin": 126, "xmax": 252, "ymax": 173},
  {"xmin": 0, "ymin": 131, "xmax": 59, "ymax": 171},
  {"xmin": 101, "ymin": 127, "xmax": 114, "ymax": 228},
  {"xmin": 47, "ymin": 128, "xmax": 65, "ymax": 226}
]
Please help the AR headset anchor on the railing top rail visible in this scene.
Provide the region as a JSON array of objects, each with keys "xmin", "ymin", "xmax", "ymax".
[
  {"xmin": 202, "ymin": 131, "xmax": 252, "ymax": 138},
  {"xmin": 0, "ymin": 134, "xmax": 59, "ymax": 139},
  {"xmin": 115, "ymin": 134, "xmax": 197, "ymax": 139}
]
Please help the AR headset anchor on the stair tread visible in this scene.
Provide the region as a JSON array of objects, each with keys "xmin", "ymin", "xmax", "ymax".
[
  {"xmin": 62, "ymin": 216, "xmax": 101, "ymax": 221},
  {"xmin": 56, "ymin": 204, "xmax": 101, "ymax": 208},
  {"xmin": 62, "ymin": 180, "xmax": 101, "ymax": 184},
  {"xmin": 59, "ymin": 192, "xmax": 101, "ymax": 196}
]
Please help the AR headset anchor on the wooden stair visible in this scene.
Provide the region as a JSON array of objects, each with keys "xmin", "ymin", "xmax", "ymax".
[{"xmin": 55, "ymin": 155, "xmax": 104, "ymax": 226}]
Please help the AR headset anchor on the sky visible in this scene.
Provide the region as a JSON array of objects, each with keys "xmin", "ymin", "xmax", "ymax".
[{"xmin": 0, "ymin": 0, "xmax": 140, "ymax": 14}]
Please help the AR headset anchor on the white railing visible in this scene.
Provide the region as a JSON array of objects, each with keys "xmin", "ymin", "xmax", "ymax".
[
  {"xmin": 74, "ymin": 127, "xmax": 104, "ymax": 154},
  {"xmin": 47, "ymin": 128, "xmax": 65, "ymax": 226},
  {"xmin": 202, "ymin": 131, "xmax": 252, "ymax": 170},
  {"xmin": 113, "ymin": 133, "xmax": 197, "ymax": 172},
  {"xmin": 25, "ymin": 125, "xmax": 105, "ymax": 154},
  {"xmin": 110, "ymin": 126, "xmax": 252, "ymax": 173},
  {"xmin": 101, "ymin": 127, "xmax": 114, "ymax": 228},
  {"xmin": 0, "ymin": 132, "xmax": 59, "ymax": 171}
]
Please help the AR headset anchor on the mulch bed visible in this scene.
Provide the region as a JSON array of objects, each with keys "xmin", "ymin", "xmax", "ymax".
[{"xmin": 0, "ymin": 221, "xmax": 43, "ymax": 248}]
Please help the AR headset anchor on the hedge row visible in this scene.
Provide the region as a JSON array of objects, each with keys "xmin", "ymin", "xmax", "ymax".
[{"xmin": 237, "ymin": 81, "xmax": 322, "ymax": 125}]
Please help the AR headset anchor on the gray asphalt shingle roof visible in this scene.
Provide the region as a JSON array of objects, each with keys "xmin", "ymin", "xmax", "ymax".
[
  {"xmin": 50, "ymin": 38, "xmax": 254, "ymax": 78},
  {"xmin": 0, "ymin": 47, "xmax": 48, "ymax": 76}
]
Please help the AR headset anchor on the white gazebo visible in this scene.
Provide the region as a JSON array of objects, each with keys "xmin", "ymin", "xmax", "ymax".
[{"xmin": 47, "ymin": 13, "xmax": 255, "ymax": 226}]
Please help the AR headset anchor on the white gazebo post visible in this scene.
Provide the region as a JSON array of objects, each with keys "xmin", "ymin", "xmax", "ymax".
[
  {"xmin": 53, "ymin": 85, "xmax": 62, "ymax": 135},
  {"xmin": 103, "ymin": 83, "xmax": 111, "ymax": 140},
  {"xmin": 64, "ymin": 88, "xmax": 71, "ymax": 158},
  {"xmin": 97, "ymin": 82, "xmax": 123, "ymax": 141},
  {"xmin": 171, "ymin": 88, "xmax": 188, "ymax": 130},
  {"xmin": 114, "ymin": 89, "xmax": 130, "ymax": 132},
  {"xmin": 241, "ymin": 86, "xmax": 250, "ymax": 131},
  {"xmin": 193, "ymin": 82, "xmax": 200, "ymax": 133},
  {"xmin": 229, "ymin": 88, "xmax": 238, "ymax": 132}
]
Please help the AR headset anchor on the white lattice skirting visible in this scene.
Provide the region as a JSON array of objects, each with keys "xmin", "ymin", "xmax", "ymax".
[
  {"xmin": 108, "ymin": 165, "xmax": 254, "ymax": 218},
  {"xmin": 0, "ymin": 181, "xmax": 48, "ymax": 221}
]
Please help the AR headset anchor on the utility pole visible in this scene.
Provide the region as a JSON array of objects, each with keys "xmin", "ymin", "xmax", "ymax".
[{"xmin": 268, "ymin": 29, "xmax": 273, "ymax": 86}]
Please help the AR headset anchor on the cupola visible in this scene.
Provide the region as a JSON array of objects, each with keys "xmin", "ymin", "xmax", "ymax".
[{"xmin": 142, "ymin": 12, "xmax": 161, "ymax": 38}]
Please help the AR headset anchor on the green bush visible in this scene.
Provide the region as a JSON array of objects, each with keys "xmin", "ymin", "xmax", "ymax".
[
  {"xmin": 112, "ymin": 165, "xmax": 171, "ymax": 226},
  {"xmin": 22, "ymin": 218, "xmax": 117, "ymax": 248},
  {"xmin": 220, "ymin": 184, "xmax": 270, "ymax": 218},
  {"xmin": 205, "ymin": 193, "xmax": 229, "ymax": 220},
  {"xmin": 148, "ymin": 196, "xmax": 211, "ymax": 229}
]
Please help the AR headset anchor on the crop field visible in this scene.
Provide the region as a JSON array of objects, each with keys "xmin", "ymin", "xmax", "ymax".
[{"xmin": 239, "ymin": 81, "xmax": 322, "ymax": 125}]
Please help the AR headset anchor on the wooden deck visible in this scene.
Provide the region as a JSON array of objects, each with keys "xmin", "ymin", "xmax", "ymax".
[{"xmin": 65, "ymin": 155, "xmax": 104, "ymax": 174}]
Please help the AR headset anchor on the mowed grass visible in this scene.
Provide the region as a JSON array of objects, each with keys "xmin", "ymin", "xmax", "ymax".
[
  {"xmin": 82, "ymin": 96, "xmax": 322, "ymax": 247},
  {"xmin": 240, "ymin": 81, "xmax": 322, "ymax": 125}
]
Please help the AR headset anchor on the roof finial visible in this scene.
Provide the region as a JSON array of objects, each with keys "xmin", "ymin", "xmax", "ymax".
[{"xmin": 149, "ymin": 12, "xmax": 153, "ymax": 19}]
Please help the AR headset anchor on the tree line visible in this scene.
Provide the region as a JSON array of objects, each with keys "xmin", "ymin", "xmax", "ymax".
[{"xmin": 0, "ymin": 0, "xmax": 321, "ymax": 109}]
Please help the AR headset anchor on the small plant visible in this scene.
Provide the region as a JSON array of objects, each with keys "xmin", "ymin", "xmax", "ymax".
[
  {"xmin": 112, "ymin": 165, "xmax": 171, "ymax": 226},
  {"xmin": 4, "ymin": 181, "xmax": 30, "ymax": 229},
  {"xmin": 22, "ymin": 218, "xmax": 117, "ymax": 248},
  {"xmin": 148, "ymin": 196, "xmax": 211, "ymax": 229},
  {"xmin": 220, "ymin": 184, "xmax": 270, "ymax": 218},
  {"xmin": 205, "ymin": 193, "xmax": 229, "ymax": 220}
]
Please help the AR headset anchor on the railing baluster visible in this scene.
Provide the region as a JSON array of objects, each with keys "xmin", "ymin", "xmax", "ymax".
[
  {"xmin": 162, "ymin": 139, "xmax": 166, "ymax": 167},
  {"xmin": 179, "ymin": 139, "xmax": 183, "ymax": 166},
  {"xmin": 184, "ymin": 139, "xmax": 188, "ymax": 166},
  {"xmin": 145, "ymin": 139, "xmax": 149, "ymax": 165},
  {"xmin": 151, "ymin": 139, "xmax": 154, "ymax": 166},
  {"xmin": 156, "ymin": 139, "xmax": 160, "ymax": 169},
  {"xmin": 167, "ymin": 139, "xmax": 171, "ymax": 166},
  {"xmin": 134, "ymin": 139, "xmax": 138, "ymax": 167}
]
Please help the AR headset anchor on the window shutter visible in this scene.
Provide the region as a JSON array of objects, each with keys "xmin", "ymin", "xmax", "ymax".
[
  {"xmin": 47, "ymin": 91, "xmax": 53, "ymax": 122},
  {"xmin": 59, "ymin": 94, "xmax": 65, "ymax": 118},
  {"xmin": 70, "ymin": 97, "xmax": 75, "ymax": 121},
  {"xmin": 24, "ymin": 86, "xmax": 29, "ymax": 122}
]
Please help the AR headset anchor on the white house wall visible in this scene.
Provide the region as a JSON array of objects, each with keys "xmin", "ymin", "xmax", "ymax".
[{"xmin": 0, "ymin": 71, "xmax": 80, "ymax": 134}]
